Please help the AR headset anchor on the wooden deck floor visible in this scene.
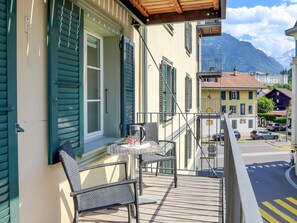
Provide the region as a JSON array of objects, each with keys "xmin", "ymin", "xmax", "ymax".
[{"xmin": 79, "ymin": 174, "xmax": 223, "ymax": 223}]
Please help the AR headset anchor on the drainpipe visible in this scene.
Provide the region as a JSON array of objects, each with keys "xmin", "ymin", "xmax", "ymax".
[{"xmin": 144, "ymin": 26, "xmax": 148, "ymax": 118}]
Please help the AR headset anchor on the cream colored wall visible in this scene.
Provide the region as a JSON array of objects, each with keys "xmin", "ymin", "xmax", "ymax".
[
  {"xmin": 141, "ymin": 23, "xmax": 198, "ymax": 172},
  {"xmin": 145, "ymin": 23, "xmax": 197, "ymax": 114},
  {"xmin": 17, "ymin": 1, "xmax": 136, "ymax": 222}
]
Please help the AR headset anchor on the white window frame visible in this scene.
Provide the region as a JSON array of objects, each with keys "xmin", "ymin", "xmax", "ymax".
[
  {"xmin": 84, "ymin": 30, "xmax": 104, "ymax": 142},
  {"xmin": 231, "ymin": 91, "xmax": 237, "ymax": 100}
]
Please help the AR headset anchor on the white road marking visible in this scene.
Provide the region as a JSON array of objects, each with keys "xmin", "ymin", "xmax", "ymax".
[{"xmin": 285, "ymin": 166, "xmax": 297, "ymax": 189}]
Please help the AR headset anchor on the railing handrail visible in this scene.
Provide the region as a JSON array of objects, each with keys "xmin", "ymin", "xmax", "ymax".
[{"xmin": 224, "ymin": 113, "xmax": 262, "ymax": 223}]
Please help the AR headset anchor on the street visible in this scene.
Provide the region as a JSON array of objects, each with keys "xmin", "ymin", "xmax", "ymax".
[{"xmin": 202, "ymin": 138, "xmax": 297, "ymax": 222}]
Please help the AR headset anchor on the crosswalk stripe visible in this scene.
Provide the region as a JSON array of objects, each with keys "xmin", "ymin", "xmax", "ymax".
[
  {"xmin": 259, "ymin": 207, "xmax": 280, "ymax": 223},
  {"xmin": 286, "ymin": 197, "xmax": 297, "ymax": 206},
  {"xmin": 262, "ymin": 201, "xmax": 297, "ymax": 223},
  {"xmin": 275, "ymin": 199, "xmax": 297, "ymax": 216}
]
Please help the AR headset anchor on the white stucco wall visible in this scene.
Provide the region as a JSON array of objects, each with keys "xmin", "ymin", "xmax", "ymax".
[{"xmin": 16, "ymin": 1, "xmax": 136, "ymax": 222}]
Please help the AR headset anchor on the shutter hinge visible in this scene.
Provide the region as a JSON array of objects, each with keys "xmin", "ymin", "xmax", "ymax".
[{"xmin": 15, "ymin": 123, "xmax": 25, "ymax": 134}]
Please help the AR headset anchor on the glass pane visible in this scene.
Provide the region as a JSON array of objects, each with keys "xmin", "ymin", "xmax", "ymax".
[
  {"xmin": 87, "ymin": 68, "xmax": 100, "ymax": 100},
  {"xmin": 87, "ymin": 34, "xmax": 100, "ymax": 67},
  {"xmin": 87, "ymin": 102, "xmax": 101, "ymax": 133}
]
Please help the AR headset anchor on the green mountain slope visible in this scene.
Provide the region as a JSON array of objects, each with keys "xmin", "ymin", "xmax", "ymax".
[{"xmin": 201, "ymin": 33, "xmax": 284, "ymax": 73}]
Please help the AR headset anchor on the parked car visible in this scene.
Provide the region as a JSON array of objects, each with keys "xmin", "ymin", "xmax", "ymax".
[
  {"xmin": 250, "ymin": 130, "xmax": 279, "ymax": 140},
  {"xmin": 266, "ymin": 123, "xmax": 282, "ymax": 131},
  {"xmin": 212, "ymin": 130, "xmax": 241, "ymax": 141}
]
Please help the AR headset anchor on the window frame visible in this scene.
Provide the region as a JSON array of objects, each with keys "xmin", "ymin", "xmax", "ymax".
[
  {"xmin": 230, "ymin": 105, "xmax": 237, "ymax": 114},
  {"xmin": 84, "ymin": 30, "xmax": 104, "ymax": 142},
  {"xmin": 160, "ymin": 57, "xmax": 176, "ymax": 122},
  {"xmin": 240, "ymin": 103, "xmax": 245, "ymax": 115},
  {"xmin": 248, "ymin": 91, "xmax": 253, "ymax": 99},
  {"xmin": 248, "ymin": 105, "xmax": 253, "ymax": 114}
]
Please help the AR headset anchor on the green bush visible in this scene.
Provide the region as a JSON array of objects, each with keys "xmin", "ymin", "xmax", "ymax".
[
  {"xmin": 274, "ymin": 117, "xmax": 286, "ymax": 123},
  {"xmin": 258, "ymin": 113, "xmax": 276, "ymax": 122}
]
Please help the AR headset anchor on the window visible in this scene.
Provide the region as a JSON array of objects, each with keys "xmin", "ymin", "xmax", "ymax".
[
  {"xmin": 160, "ymin": 57, "xmax": 176, "ymax": 122},
  {"xmin": 185, "ymin": 22, "xmax": 192, "ymax": 54},
  {"xmin": 230, "ymin": 91, "xmax": 239, "ymax": 100},
  {"xmin": 185, "ymin": 74, "xmax": 192, "ymax": 111},
  {"xmin": 248, "ymin": 91, "xmax": 253, "ymax": 99},
  {"xmin": 248, "ymin": 119, "xmax": 253, "ymax": 128},
  {"xmin": 221, "ymin": 91, "xmax": 226, "ymax": 100},
  {"xmin": 276, "ymin": 99, "xmax": 279, "ymax": 103},
  {"xmin": 277, "ymin": 92, "xmax": 279, "ymax": 95},
  {"xmin": 221, "ymin": 105, "xmax": 226, "ymax": 113},
  {"xmin": 240, "ymin": 103, "xmax": 245, "ymax": 115},
  {"xmin": 220, "ymin": 120, "xmax": 225, "ymax": 130},
  {"xmin": 248, "ymin": 105, "xmax": 253, "ymax": 114},
  {"xmin": 230, "ymin": 105, "xmax": 237, "ymax": 114},
  {"xmin": 232, "ymin": 120, "xmax": 237, "ymax": 129},
  {"xmin": 84, "ymin": 32, "xmax": 103, "ymax": 141}
]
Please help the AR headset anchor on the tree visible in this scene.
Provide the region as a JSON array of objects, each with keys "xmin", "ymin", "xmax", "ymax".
[{"xmin": 258, "ymin": 96, "xmax": 275, "ymax": 113}]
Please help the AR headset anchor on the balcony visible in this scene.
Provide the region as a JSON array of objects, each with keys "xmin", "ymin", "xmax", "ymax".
[{"xmin": 78, "ymin": 112, "xmax": 262, "ymax": 222}]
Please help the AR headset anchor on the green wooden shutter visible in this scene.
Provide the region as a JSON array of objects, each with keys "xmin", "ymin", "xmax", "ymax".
[
  {"xmin": 0, "ymin": 0, "xmax": 19, "ymax": 221},
  {"xmin": 172, "ymin": 67, "xmax": 177, "ymax": 114},
  {"xmin": 229, "ymin": 91, "xmax": 232, "ymax": 100},
  {"xmin": 160, "ymin": 59, "xmax": 168, "ymax": 122},
  {"xmin": 221, "ymin": 91, "xmax": 226, "ymax": 100},
  {"xmin": 48, "ymin": 0, "xmax": 84, "ymax": 164},
  {"xmin": 237, "ymin": 91, "xmax": 240, "ymax": 100},
  {"xmin": 121, "ymin": 36, "xmax": 135, "ymax": 137}
]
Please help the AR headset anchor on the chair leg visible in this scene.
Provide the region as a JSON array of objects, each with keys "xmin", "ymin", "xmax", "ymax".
[
  {"xmin": 139, "ymin": 155, "xmax": 143, "ymax": 196},
  {"xmin": 127, "ymin": 205, "xmax": 131, "ymax": 222},
  {"xmin": 155, "ymin": 162, "xmax": 159, "ymax": 176},
  {"xmin": 135, "ymin": 202, "xmax": 140, "ymax": 223},
  {"xmin": 73, "ymin": 210, "xmax": 79, "ymax": 223},
  {"xmin": 174, "ymin": 158, "xmax": 177, "ymax": 188}
]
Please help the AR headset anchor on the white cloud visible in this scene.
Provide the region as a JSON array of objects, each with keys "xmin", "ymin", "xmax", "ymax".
[{"xmin": 223, "ymin": 4, "xmax": 297, "ymax": 65}]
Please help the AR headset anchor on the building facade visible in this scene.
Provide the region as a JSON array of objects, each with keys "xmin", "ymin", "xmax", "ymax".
[
  {"xmin": 0, "ymin": 0, "xmax": 226, "ymax": 222},
  {"xmin": 252, "ymin": 72, "xmax": 289, "ymax": 85},
  {"xmin": 201, "ymin": 70, "xmax": 265, "ymax": 136}
]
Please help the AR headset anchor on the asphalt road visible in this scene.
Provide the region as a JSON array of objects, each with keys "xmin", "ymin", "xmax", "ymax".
[{"xmin": 202, "ymin": 139, "xmax": 297, "ymax": 222}]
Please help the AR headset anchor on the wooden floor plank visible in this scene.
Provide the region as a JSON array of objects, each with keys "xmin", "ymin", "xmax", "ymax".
[{"xmin": 79, "ymin": 173, "xmax": 223, "ymax": 223}]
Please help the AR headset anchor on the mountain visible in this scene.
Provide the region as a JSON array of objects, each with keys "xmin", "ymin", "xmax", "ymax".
[
  {"xmin": 275, "ymin": 49, "xmax": 294, "ymax": 69},
  {"xmin": 201, "ymin": 33, "xmax": 284, "ymax": 73}
]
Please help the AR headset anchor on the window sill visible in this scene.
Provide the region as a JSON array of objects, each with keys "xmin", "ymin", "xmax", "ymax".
[{"xmin": 77, "ymin": 136, "xmax": 123, "ymax": 167}]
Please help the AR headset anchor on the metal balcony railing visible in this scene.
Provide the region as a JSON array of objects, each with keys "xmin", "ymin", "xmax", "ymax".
[
  {"xmin": 136, "ymin": 112, "xmax": 262, "ymax": 223},
  {"xmin": 223, "ymin": 113, "xmax": 262, "ymax": 222}
]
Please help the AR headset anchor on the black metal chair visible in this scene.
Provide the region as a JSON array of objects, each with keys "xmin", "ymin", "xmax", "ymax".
[
  {"xmin": 136, "ymin": 122, "xmax": 177, "ymax": 195},
  {"xmin": 59, "ymin": 141, "xmax": 140, "ymax": 223}
]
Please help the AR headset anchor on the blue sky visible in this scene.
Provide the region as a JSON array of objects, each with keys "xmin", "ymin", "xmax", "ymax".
[{"xmin": 223, "ymin": 0, "xmax": 297, "ymax": 68}]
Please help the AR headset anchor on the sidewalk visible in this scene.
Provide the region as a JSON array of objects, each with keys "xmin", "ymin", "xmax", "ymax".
[{"xmin": 264, "ymin": 136, "xmax": 292, "ymax": 150}]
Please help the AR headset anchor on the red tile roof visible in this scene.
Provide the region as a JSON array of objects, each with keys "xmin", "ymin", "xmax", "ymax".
[{"xmin": 201, "ymin": 72, "xmax": 265, "ymax": 89}]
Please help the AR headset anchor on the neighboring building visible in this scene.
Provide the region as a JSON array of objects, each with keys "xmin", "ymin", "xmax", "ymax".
[
  {"xmin": 0, "ymin": 0, "xmax": 226, "ymax": 222},
  {"xmin": 265, "ymin": 88, "xmax": 292, "ymax": 111},
  {"xmin": 252, "ymin": 72, "xmax": 289, "ymax": 85},
  {"xmin": 201, "ymin": 68, "xmax": 265, "ymax": 136},
  {"xmin": 258, "ymin": 88, "xmax": 270, "ymax": 98}
]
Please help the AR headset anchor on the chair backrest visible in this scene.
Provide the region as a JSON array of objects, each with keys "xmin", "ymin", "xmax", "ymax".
[
  {"xmin": 59, "ymin": 141, "xmax": 81, "ymax": 192},
  {"xmin": 142, "ymin": 122, "xmax": 159, "ymax": 143}
]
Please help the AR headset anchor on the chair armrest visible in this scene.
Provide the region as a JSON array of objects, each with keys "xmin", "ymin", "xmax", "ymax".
[
  {"xmin": 159, "ymin": 140, "xmax": 176, "ymax": 156},
  {"xmin": 70, "ymin": 179, "xmax": 137, "ymax": 197},
  {"xmin": 79, "ymin": 161, "xmax": 129, "ymax": 180}
]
